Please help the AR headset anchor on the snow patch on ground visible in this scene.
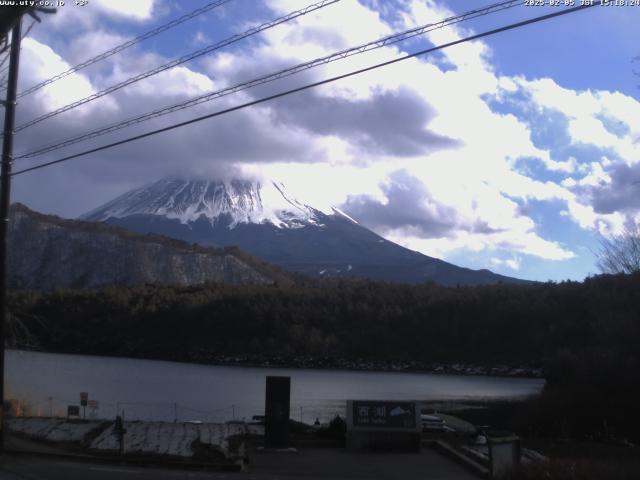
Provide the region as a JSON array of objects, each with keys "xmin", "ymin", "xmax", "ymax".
[
  {"xmin": 8, "ymin": 418, "xmax": 263, "ymax": 460},
  {"xmin": 89, "ymin": 421, "xmax": 258, "ymax": 458},
  {"xmin": 8, "ymin": 418, "xmax": 103, "ymax": 443}
]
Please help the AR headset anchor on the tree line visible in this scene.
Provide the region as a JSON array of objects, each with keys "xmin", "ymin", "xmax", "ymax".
[{"xmin": 7, "ymin": 272, "xmax": 640, "ymax": 440}]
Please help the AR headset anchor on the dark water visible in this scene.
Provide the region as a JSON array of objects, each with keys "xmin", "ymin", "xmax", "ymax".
[{"xmin": 6, "ymin": 350, "xmax": 544, "ymax": 423}]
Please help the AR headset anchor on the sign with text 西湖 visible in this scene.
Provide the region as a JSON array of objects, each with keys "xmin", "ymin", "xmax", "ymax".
[{"xmin": 348, "ymin": 400, "xmax": 418, "ymax": 430}]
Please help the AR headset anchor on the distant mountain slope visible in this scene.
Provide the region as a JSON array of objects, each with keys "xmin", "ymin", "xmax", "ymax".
[
  {"xmin": 9, "ymin": 203, "xmax": 294, "ymax": 291},
  {"xmin": 83, "ymin": 178, "xmax": 527, "ymax": 286}
]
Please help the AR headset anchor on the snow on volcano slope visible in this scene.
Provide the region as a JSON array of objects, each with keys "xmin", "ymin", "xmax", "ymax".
[
  {"xmin": 82, "ymin": 177, "xmax": 527, "ymax": 286},
  {"xmin": 82, "ymin": 178, "xmax": 348, "ymax": 229}
]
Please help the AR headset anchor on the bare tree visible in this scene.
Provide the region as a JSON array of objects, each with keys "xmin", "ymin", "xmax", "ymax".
[{"xmin": 597, "ymin": 222, "xmax": 640, "ymax": 274}]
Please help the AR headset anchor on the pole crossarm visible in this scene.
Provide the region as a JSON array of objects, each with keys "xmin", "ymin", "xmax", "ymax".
[{"xmin": 0, "ymin": 7, "xmax": 29, "ymax": 41}]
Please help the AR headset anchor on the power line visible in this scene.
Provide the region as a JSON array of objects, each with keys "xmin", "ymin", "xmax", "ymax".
[
  {"xmin": 0, "ymin": 57, "xmax": 10, "ymax": 74},
  {"xmin": 16, "ymin": 0, "xmax": 233, "ymax": 98},
  {"xmin": 11, "ymin": 3, "xmax": 597, "ymax": 177},
  {"xmin": 20, "ymin": 19, "xmax": 36, "ymax": 42},
  {"xmin": 0, "ymin": 72, "xmax": 8, "ymax": 91},
  {"xmin": 15, "ymin": 0, "xmax": 521, "ymax": 160},
  {"xmin": 11, "ymin": 0, "xmax": 341, "ymax": 133}
]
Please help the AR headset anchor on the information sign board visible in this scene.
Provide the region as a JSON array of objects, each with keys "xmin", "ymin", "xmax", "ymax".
[{"xmin": 350, "ymin": 400, "xmax": 417, "ymax": 429}]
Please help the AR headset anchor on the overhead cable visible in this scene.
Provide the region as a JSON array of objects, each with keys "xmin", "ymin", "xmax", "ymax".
[
  {"xmin": 11, "ymin": 4, "xmax": 597, "ymax": 177},
  {"xmin": 17, "ymin": 0, "xmax": 233, "ymax": 98},
  {"xmin": 0, "ymin": 57, "xmax": 10, "ymax": 74},
  {"xmin": 12, "ymin": 0, "xmax": 341, "ymax": 133},
  {"xmin": 16, "ymin": 0, "xmax": 520, "ymax": 159}
]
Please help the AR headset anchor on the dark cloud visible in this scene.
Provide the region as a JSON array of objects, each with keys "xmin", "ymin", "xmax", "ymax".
[
  {"xmin": 7, "ymin": 4, "xmax": 458, "ymax": 219},
  {"xmin": 203, "ymin": 47, "xmax": 460, "ymax": 158},
  {"xmin": 270, "ymin": 86, "xmax": 460, "ymax": 157},
  {"xmin": 471, "ymin": 219, "xmax": 504, "ymax": 234},
  {"xmin": 341, "ymin": 170, "xmax": 458, "ymax": 238},
  {"xmin": 10, "ymin": 48, "xmax": 334, "ymax": 216},
  {"xmin": 341, "ymin": 170, "xmax": 508, "ymax": 238},
  {"xmin": 579, "ymin": 162, "xmax": 640, "ymax": 214}
]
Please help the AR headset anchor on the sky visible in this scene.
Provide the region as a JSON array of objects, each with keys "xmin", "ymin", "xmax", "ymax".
[{"xmin": 2, "ymin": 0, "xmax": 640, "ymax": 282}]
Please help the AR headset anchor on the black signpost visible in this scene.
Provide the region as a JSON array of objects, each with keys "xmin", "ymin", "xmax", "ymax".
[
  {"xmin": 264, "ymin": 376, "xmax": 290, "ymax": 449},
  {"xmin": 114, "ymin": 415, "xmax": 127, "ymax": 456},
  {"xmin": 67, "ymin": 405, "xmax": 80, "ymax": 418},
  {"xmin": 80, "ymin": 392, "xmax": 88, "ymax": 419}
]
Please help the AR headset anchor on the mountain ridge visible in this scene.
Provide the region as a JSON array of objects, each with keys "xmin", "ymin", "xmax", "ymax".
[
  {"xmin": 9, "ymin": 203, "xmax": 297, "ymax": 290},
  {"xmin": 83, "ymin": 177, "xmax": 529, "ymax": 286}
]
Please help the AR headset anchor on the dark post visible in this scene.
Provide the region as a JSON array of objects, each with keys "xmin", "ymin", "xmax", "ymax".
[
  {"xmin": 264, "ymin": 376, "xmax": 290, "ymax": 448},
  {"xmin": 114, "ymin": 415, "xmax": 127, "ymax": 456},
  {"xmin": 0, "ymin": 16, "xmax": 23, "ymax": 453},
  {"xmin": 80, "ymin": 392, "xmax": 88, "ymax": 419}
]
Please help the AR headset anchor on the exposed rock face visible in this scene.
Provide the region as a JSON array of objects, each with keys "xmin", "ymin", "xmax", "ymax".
[{"xmin": 8, "ymin": 204, "xmax": 280, "ymax": 291}]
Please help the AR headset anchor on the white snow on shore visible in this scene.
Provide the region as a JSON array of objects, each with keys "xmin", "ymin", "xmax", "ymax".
[
  {"xmin": 89, "ymin": 421, "xmax": 259, "ymax": 458},
  {"xmin": 8, "ymin": 418, "xmax": 103, "ymax": 443},
  {"xmin": 8, "ymin": 418, "xmax": 263, "ymax": 459}
]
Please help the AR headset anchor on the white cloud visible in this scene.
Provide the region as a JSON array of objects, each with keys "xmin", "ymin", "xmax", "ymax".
[
  {"xmin": 123, "ymin": 65, "xmax": 215, "ymax": 98},
  {"xmin": 20, "ymin": 38, "xmax": 118, "ymax": 115},
  {"xmin": 505, "ymin": 76, "xmax": 640, "ymax": 234},
  {"xmin": 491, "ymin": 256, "xmax": 522, "ymax": 271},
  {"xmin": 387, "ymin": 229, "xmax": 574, "ymax": 262},
  {"xmin": 62, "ymin": 30, "xmax": 129, "ymax": 68},
  {"xmin": 401, "ymin": 0, "xmax": 492, "ymax": 74},
  {"xmin": 192, "ymin": 31, "xmax": 210, "ymax": 46},
  {"xmin": 516, "ymin": 77, "xmax": 640, "ymax": 166},
  {"xmin": 91, "ymin": 0, "xmax": 156, "ymax": 21},
  {"xmin": 13, "ymin": 0, "xmax": 640, "ymax": 278},
  {"xmin": 268, "ymin": 0, "xmax": 391, "ymax": 47}
]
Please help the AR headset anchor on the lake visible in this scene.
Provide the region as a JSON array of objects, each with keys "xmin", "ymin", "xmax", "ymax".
[{"xmin": 5, "ymin": 350, "xmax": 544, "ymax": 424}]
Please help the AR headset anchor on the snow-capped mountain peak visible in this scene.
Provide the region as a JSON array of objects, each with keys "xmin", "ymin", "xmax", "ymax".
[
  {"xmin": 82, "ymin": 177, "xmax": 345, "ymax": 229},
  {"xmin": 80, "ymin": 176, "xmax": 526, "ymax": 286}
]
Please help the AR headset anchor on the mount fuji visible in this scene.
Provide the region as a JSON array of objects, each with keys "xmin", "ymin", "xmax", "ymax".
[{"xmin": 82, "ymin": 178, "xmax": 525, "ymax": 286}]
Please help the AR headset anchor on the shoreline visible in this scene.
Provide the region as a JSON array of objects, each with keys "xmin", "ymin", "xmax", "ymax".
[{"xmin": 7, "ymin": 347, "xmax": 545, "ymax": 379}]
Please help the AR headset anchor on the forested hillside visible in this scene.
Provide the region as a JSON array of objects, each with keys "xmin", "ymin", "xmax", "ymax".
[
  {"xmin": 8, "ymin": 273, "xmax": 640, "ymax": 440},
  {"xmin": 7, "ymin": 273, "xmax": 639, "ymax": 366}
]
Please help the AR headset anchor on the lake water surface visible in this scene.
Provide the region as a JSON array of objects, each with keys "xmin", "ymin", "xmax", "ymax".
[{"xmin": 6, "ymin": 350, "xmax": 544, "ymax": 423}]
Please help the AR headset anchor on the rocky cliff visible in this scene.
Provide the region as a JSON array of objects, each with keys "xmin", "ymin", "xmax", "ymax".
[{"xmin": 8, "ymin": 204, "xmax": 290, "ymax": 290}]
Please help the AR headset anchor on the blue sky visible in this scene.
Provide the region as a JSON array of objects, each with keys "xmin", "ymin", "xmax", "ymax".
[{"xmin": 5, "ymin": 0, "xmax": 640, "ymax": 282}]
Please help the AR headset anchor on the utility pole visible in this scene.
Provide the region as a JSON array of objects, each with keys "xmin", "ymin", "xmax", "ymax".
[{"xmin": 0, "ymin": 16, "xmax": 22, "ymax": 453}]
